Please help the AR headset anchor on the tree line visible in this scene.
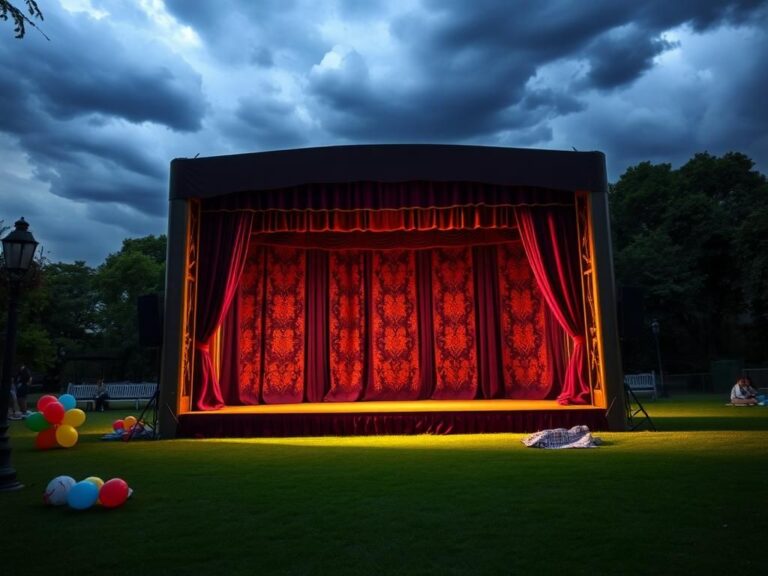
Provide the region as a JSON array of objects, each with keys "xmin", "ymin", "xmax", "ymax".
[
  {"xmin": 611, "ymin": 151, "xmax": 768, "ymax": 373},
  {"xmin": 0, "ymin": 234, "xmax": 166, "ymax": 387},
  {"xmin": 1, "ymin": 151, "xmax": 766, "ymax": 388}
]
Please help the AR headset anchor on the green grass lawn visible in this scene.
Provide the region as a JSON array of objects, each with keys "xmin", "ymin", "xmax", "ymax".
[{"xmin": 4, "ymin": 395, "xmax": 768, "ymax": 576}]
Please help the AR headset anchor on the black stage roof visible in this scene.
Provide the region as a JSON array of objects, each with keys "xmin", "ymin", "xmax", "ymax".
[{"xmin": 170, "ymin": 144, "xmax": 607, "ymax": 200}]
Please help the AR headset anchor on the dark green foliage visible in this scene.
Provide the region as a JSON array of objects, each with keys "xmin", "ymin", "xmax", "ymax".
[
  {"xmin": 0, "ymin": 0, "xmax": 45, "ymax": 39},
  {"xmin": 93, "ymin": 235, "xmax": 166, "ymax": 380},
  {"xmin": 611, "ymin": 152, "xmax": 768, "ymax": 371},
  {"xmin": 0, "ymin": 234, "xmax": 166, "ymax": 385}
]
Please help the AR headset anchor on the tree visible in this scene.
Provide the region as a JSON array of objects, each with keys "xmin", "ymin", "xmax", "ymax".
[
  {"xmin": 610, "ymin": 151, "xmax": 768, "ymax": 372},
  {"xmin": 94, "ymin": 235, "xmax": 166, "ymax": 379},
  {"xmin": 0, "ymin": 0, "xmax": 46, "ymax": 39}
]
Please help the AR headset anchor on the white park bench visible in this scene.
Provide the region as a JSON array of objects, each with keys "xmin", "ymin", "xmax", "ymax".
[
  {"xmin": 623, "ymin": 372, "xmax": 657, "ymax": 400},
  {"xmin": 66, "ymin": 382, "xmax": 158, "ymax": 411}
]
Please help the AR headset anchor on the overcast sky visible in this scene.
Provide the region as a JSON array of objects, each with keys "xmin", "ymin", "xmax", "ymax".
[{"xmin": 1, "ymin": 0, "xmax": 766, "ymax": 265}]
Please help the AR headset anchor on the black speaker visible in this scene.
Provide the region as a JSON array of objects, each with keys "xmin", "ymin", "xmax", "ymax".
[
  {"xmin": 137, "ymin": 293, "xmax": 163, "ymax": 348},
  {"xmin": 618, "ymin": 286, "xmax": 645, "ymax": 339}
]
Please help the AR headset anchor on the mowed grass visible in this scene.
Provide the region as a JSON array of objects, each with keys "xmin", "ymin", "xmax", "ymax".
[{"xmin": 4, "ymin": 395, "xmax": 768, "ymax": 576}]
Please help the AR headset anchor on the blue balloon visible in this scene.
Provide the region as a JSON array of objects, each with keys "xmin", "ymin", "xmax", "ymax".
[
  {"xmin": 59, "ymin": 394, "xmax": 77, "ymax": 411},
  {"xmin": 67, "ymin": 480, "xmax": 99, "ymax": 510}
]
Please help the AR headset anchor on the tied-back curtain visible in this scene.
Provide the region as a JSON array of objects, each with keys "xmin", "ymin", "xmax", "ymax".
[
  {"xmin": 514, "ymin": 206, "xmax": 590, "ymax": 405},
  {"xmin": 193, "ymin": 210, "xmax": 254, "ymax": 410}
]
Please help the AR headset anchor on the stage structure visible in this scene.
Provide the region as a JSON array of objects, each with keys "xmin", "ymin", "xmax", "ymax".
[{"xmin": 160, "ymin": 145, "xmax": 625, "ymax": 437}]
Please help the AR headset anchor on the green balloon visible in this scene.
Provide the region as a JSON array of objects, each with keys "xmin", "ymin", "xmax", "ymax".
[{"xmin": 25, "ymin": 411, "xmax": 51, "ymax": 432}]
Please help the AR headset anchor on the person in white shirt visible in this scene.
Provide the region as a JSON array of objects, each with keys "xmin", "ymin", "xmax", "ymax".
[{"xmin": 730, "ymin": 377, "xmax": 758, "ymax": 406}]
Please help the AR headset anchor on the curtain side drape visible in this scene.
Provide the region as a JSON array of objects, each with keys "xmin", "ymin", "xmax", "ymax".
[
  {"xmin": 193, "ymin": 210, "xmax": 254, "ymax": 410},
  {"xmin": 514, "ymin": 206, "xmax": 590, "ymax": 405}
]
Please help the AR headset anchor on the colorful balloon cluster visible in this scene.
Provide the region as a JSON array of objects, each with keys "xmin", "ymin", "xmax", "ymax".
[
  {"xmin": 43, "ymin": 475, "xmax": 132, "ymax": 510},
  {"xmin": 26, "ymin": 394, "xmax": 86, "ymax": 450},
  {"xmin": 113, "ymin": 415, "xmax": 138, "ymax": 433}
]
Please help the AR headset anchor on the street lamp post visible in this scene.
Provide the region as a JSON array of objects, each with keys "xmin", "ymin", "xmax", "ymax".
[
  {"xmin": 650, "ymin": 318, "xmax": 666, "ymax": 398},
  {"xmin": 0, "ymin": 217, "xmax": 39, "ymax": 492}
]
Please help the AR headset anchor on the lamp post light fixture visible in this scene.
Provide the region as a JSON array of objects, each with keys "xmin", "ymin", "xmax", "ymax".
[
  {"xmin": 650, "ymin": 318, "xmax": 666, "ymax": 398},
  {"xmin": 0, "ymin": 217, "xmax": 39, "ymax": 492}
]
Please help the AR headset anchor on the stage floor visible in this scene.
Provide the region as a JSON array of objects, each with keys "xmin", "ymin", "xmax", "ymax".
[
  {"xmin": 184, "ymin": 399, "xmax": 596, "ymax": 415},
  {"xmin": 177, "ymin": 399, "xmax": 608, "ymax": 437}
]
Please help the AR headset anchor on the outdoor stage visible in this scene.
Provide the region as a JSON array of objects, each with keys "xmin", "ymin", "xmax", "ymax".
[
  {"xmin": 162, "ymin": 144, "xmax": 627, "ymax": 437},
  {"xmin": 176, "ymin": 400, "xmax": 609, "ymax": 437}
]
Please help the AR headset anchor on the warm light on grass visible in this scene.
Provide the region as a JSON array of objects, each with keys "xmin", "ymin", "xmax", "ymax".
[{"xmin": 5, "ymin": 394, "xmax": 768, "ymax": 576}]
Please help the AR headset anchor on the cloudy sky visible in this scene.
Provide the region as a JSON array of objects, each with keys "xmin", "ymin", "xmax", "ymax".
[{"xmin": 1, "ymin": 0, "xmax": 766, "ymax": 265}]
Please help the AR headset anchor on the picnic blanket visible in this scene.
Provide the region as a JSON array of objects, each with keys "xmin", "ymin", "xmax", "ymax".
[{"xmin": 522, "ymin": 425, "xmax": 602, "ymax": 449}]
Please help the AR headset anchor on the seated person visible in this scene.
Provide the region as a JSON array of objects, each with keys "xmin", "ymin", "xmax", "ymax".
[
  {"xmin": 94, "ymin": 379, "xmax": 110, "ymax": 412},
  {"xmin": 730, "ymin": 377, "xmax": 759, "ymax": 406}
]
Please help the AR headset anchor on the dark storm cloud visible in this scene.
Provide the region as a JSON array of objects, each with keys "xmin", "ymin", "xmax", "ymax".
[
  {"xmin": 305, "ymin": 0, "xmax": 767, "ymax": 145},
  {"xmin": 164, "ymin": 0, "xmax": 328, "ymax": 68},
  {"xmin": 0, "ymin": 3, "xmax": 202, "ymax": 224},
  {"xmin": 231, "ymin": 97, "xmax": 310, "ymax": 149},
  {"xmin": 0, "ymin": 7, "xmax": 207, "ymax": 132},
  {"xmin": 584, "ymin": 27, "xmax": 679, "ymax": 89}
]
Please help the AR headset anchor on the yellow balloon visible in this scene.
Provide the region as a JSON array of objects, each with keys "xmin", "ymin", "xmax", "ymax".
[
  {"xmin": 55, "ymin": 424, "xmax": 79, "ymax": 448},
  {"xmin": 62, "ymin": 408, "xmax": 86, "ymax": 428},
  {"xmin": 123, "ymin": 416, "xmax": 137, "ymax": 429},
  {"xmin": 84, "ymin": 476, "xmax": 104, "ymax": 490}
]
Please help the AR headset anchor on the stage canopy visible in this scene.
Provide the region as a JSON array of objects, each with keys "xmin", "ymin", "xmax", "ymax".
[{"xmin": 160, "ymin": 145, "xmax": 625, "ymax": 435}]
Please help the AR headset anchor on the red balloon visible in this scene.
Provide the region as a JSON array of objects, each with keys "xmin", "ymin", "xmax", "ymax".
[
  {"xmin": 113, "ymin": 419, "xmax": 125, "ymax": 431},
  {"xmin": 35, "ymin": 428, "xmax": 58, "ymax": 450},
  {"xmin": 43, "ymin": 401, "xmax": 65, "ymax": 425},
  {"xmin": 100, "ymin": 478, "xmax": 129, "ymax": 508},
  {"xmin": 37, "ymin": 395, "xmax": 58, "ymax": 412}
]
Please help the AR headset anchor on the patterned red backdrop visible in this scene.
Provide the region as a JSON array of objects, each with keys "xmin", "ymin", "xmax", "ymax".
[
  {"xmin": 234, "ymin": 240, "xmax": 553, "ymax": 404},
  {"xmin": 327, "ymin": 251, "xmax": 366, "ymax": 401},
  {"xmin": 261, "ymin": 247, "xmax": 306, "ymax": 403},
  {"xmin": 497, "ymin": 242, "xmax": 551, "ymax": 398},
  {"xmin": 368, "ymin": 250, "xmax": 421, "ymax": 400},
  {"xmin": 431, "ymin": 247, "xmax": 478, "ymax": 399}
]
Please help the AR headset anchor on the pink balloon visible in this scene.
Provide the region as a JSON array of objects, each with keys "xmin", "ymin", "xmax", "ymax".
[
  {"xmin": 37, "ymin": 395, "xmax": 58, "ymax": 412},
  {"xmin": 100, "ymin": 478, "xmax": 129, "ymax": 508},
  {"xmin": 42, "ymin": 401, "xmax": 65, "ymax": 425}
]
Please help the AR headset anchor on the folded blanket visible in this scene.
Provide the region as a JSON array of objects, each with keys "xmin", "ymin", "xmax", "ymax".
[{"xmin": 522, "ymin": 425, "xmax": 601, "ymax": 449}]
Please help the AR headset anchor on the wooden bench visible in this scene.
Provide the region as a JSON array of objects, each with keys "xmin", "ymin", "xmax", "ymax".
[
  {"xmin": 624, "ymin": 372, "xmax": 657, "ymax": 400},
  {"xmin": 66, "ymin": 382, "xmax": 158, "ymax": 411}
]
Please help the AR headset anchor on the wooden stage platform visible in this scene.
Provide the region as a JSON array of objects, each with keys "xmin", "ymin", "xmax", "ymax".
[{"xmin": 177, "ymin": 400, "xmax": 608, "ymax": 437}]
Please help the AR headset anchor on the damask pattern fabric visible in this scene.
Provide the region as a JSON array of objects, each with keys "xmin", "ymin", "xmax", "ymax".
[
  {"xmin": 368, "ymin": 250, "xmax": 420, "ymax": 400},
  {"xmin": 261, "ymin": 247, "xmax": 306, "ymax": 404},
  {"xmin": 431, "ymin": 247, "xmax": 478, "ymax": 399},
  {"xmin": 326, "ymin": 251, "xmax": 366, "ymax": 401},
  {"xmin": 497, "ymin": 242, "xmax": 551, "ymax": 399},
  {"xmin": 238, "ymin": 245, "xmax": 265, "ymax": 404},
  {"xmin": 228, "ymin": 241, "xmax": 558, "ymax": 407}
]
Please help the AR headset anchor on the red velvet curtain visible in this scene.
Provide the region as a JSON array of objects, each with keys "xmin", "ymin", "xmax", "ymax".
[
  {"xmin": 193, "ymin": 211, "xmax": 253, "ymax": 410},
  {"xmin": 197, "ymin": 185, "xmax": 586, "ymax": 409},
  {"xmin": 222, "ymin": 240, "xmax": 555, "ymax": 407},
  {"xmin": 514, "ymin": 207, "xmax": 590, "ymax": 404},
  {"xmin": 497, "ymin": 242, "xmax": 551, "ymax": 399},
  {"xmin": 431, "ymin": 247, "xmax": 478, "ymax": 399},
  {"xmin": 326, "ymin": 251, "xmax": 366, "ymax": 401}
]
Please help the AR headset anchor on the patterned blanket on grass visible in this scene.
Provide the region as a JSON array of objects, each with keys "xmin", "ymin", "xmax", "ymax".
[{"xmin": 522, "ymin": 425, "xmax": 602, "ymax": 449}]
